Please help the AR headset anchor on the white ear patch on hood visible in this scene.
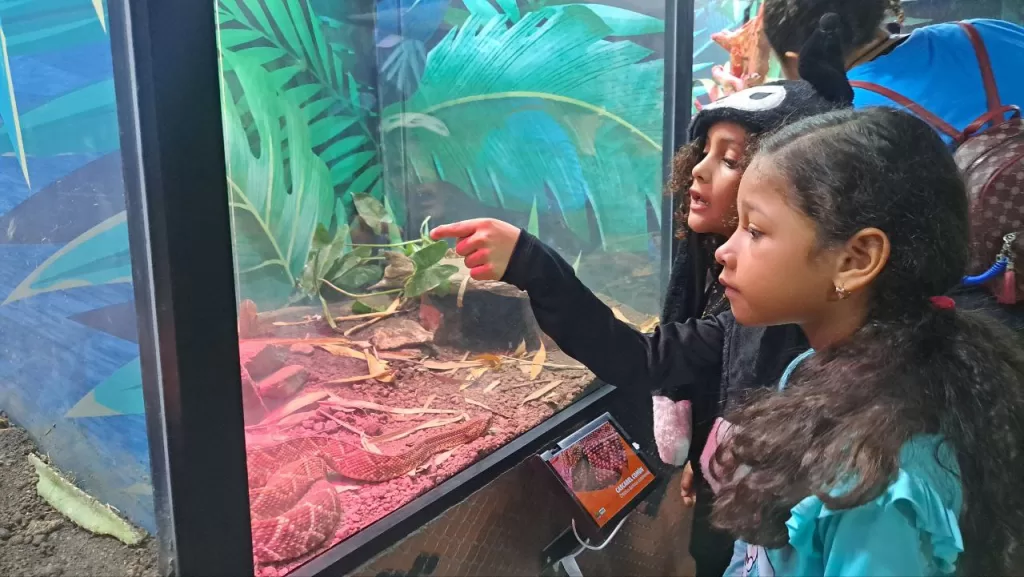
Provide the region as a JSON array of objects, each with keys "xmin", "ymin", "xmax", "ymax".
[{"xmin": 704, "ymin": 85, "xmax": 787, "ymax": 113}]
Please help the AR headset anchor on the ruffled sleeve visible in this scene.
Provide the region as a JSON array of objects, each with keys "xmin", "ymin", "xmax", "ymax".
[{"xmin": 782, "ymin": 437, "xmax": 963, "ymax": 576}]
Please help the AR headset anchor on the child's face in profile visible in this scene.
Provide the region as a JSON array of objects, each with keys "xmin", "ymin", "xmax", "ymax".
[
  {"xmin": 715, "ymin": 156, "xmax": 837, "ymax": 327},
  {"xmin": 687, "ymin": 122, "xmax": 748, "ymax": 236}
]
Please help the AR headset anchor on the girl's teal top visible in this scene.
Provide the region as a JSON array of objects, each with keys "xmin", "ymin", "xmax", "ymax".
[{"xmin": 727, "ymin": 350, "xmax": 964, "ymax": 577}]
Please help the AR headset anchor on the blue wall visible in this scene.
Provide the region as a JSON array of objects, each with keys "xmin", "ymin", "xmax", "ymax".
[{"xmin": 0, "ymin": 0, "xmax": 153, "ymax": 532}]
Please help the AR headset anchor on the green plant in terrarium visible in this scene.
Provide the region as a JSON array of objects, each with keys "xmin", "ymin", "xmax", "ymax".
[{"xmin": 298, "ymin": 193, "xmax": 459, "ymax": 330}]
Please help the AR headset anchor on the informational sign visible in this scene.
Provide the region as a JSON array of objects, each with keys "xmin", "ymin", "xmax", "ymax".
[{"xmin": 545, "ymin": 419, "xmax": 655, "ymax": 527}]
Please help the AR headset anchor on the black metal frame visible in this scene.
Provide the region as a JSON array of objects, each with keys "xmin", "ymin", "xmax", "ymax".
[
  {"xmin": 107, "ymin": 0, "xmax": 694, "ymax": 574},
  {"xmin": 660, "ymin": 0, "xmax": 696, "ymax": 301},
  {"xmin": 109, "ymin": 0, "xmax": 253, "ymax": 574}
]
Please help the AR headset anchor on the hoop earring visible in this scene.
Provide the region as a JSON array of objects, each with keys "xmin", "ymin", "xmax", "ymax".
[{"xmin": 834, "ymin": 284, "xmax": 850, "ymax": 300}]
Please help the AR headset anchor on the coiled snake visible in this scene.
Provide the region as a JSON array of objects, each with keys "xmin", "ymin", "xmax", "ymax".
[{"xmin": 247, "ymin": 415, "xmax": 491, "ymax": 563}]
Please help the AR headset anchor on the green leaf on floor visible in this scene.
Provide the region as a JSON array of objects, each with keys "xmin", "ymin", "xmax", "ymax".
[{"xmin": 29, "ymin": 454, "xmax": 147, "ymax": 546}]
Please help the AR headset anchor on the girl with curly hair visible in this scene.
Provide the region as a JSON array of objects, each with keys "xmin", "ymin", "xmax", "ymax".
[{"xmin": 708, "ymin": 105, "xmax": 1024, "ymax": 575}]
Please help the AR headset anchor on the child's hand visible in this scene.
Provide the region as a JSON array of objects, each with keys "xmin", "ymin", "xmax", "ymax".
[
  {"xmin": 430, "ymin": 219, "xmax": 521, "ymax": 281},
  {"xmin": 680, "ymin": 462, "xmax": 696, "ymax": 507}
]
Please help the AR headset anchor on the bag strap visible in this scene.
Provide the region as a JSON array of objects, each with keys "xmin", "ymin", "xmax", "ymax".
[
  {"xmin": 957, "ymin": 22, "xmax": 1022, "ymax": 137},
  {"xmin": 852, "ymin": 22, "xmax": 1021, "ymax": 143},
  {"xmin": 957, "ymin": 22, "xmax": 1001, "ymax": 113},
  {"xmin": 849, "ymin": 80, "xmax": 960, "ymax": 139}
]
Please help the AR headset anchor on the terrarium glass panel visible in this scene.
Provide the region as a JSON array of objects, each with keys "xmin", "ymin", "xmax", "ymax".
[{"xmin": 214, "ymin": 0, "xmax": 666, "ymax": 573}]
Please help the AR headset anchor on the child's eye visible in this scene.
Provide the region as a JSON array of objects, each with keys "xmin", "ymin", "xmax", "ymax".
[
  {"xmin": 746, "ymin": 226, "xmax": 763, "ymax": 240},
  {"xmin": 723, "ymin": 158, "xmax": 739, "ymax": 169}
]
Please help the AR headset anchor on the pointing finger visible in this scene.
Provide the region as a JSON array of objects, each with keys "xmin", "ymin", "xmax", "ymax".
[{"xmin": 430, "ymin": 220, "xmax": 483, "ymax": 241}]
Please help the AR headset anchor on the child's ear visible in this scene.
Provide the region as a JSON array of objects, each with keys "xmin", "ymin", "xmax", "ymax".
[{"xmin": 832, "ymin": 228, "xmax": 890, "ymax": 294}]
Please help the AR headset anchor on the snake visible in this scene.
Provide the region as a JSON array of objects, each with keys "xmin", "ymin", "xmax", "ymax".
[{"xmin": 247, "ymin": 415, "xmax": 492, "ymax": 564}]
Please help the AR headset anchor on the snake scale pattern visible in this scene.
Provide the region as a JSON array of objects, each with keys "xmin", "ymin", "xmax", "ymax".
[
  {"xmin": 247, "ymin": 415, "xmax": 491, "ymax": 563},
  {"xmin": 552, "ymin": 422, "xmax": 627, "ymax": 492}
]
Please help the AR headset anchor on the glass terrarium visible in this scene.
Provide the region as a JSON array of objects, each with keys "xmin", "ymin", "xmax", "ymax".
[{"xmin": 213, "ymin": 0, "xmax": 668, "ymax": 573}]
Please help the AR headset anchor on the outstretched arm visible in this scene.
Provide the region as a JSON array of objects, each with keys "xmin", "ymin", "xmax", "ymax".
[{"xmin": 431, "ymin": 220, "xmax": 725, "ymax": 394}]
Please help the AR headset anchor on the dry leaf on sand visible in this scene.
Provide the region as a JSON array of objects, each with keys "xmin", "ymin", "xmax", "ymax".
[
  {"xmin": 260, "ymin": 391, "xmax": 329, "ymax": 424},
  {"xmin": 529, "ymin": 342, "xmax": 546, "ymax": 380},
  {"xmin": 422, "ymin": 360, "xmax": 482, "ymax": 371},
  {"xmin": 520, "ymin": 380, "xmax": 563, "ymax": 405},
  {"xmin": 513, "ymin": 340, "xmax": 527, "ymax": 357}
]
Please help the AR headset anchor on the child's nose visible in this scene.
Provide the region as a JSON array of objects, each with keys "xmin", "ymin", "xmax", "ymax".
[
  {"xmin": 715, "ymin": 237, "xmax": 734, "ymax": 268},
  {"xmin": 691, "ymin": 157, "xmax": 710, "ymax": 183}
]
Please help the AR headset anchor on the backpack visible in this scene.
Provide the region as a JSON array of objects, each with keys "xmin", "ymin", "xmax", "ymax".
[{"xmin": 850, "ymin": 22, "xmax": 1024, "ymax": 303}]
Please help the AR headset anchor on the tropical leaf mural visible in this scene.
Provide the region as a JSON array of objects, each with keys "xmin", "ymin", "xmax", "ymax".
[
  {"xmin": 222, "ymin": 51, "xmax": 334, "ymax": 309},
  {"xmin": 65, "ymin": 358, "xmax": 143, "ymax": 418},
  {"xmin": 0, "ymin": 0, "xmax": 115, "ymax": 180},
  {"xmin": 217, "ymin": 0, "xmax": 382, "ymax": 216},
  {"xmin": 4, "ymin": 212, "xmax": 131, "ymax": 304},
  {"xmin": 381, "ymin": 6, "xmax": 663, "ymax": 250},
  {"xmin": 0, "ymin": 14, "xmax": 28, "ymax": 188},
  {"xmin": 0, "ymin": 0, "xmax": 109, "ymax": 55},
  {"xmin": 559, "ymin": 3, "xmax": 663, "ymax": 35}
]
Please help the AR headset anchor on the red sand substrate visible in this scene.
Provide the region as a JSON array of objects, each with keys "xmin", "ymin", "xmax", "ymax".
[{"xmin": 239, "ymin": 317, "xmax": 596, "ymax": 577}]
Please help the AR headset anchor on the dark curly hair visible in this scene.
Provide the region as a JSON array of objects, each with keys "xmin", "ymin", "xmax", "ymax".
[
  {"xmin": 666, "ymin": 135, "xmax": 758, "ymax": 240},
  {"xmin": 762, "ymin": 0, "xmax": 904, "ymax": 57},
  {"xmin": 710, "ymin": 107, "xmax": 1024, "ymax": 574}
]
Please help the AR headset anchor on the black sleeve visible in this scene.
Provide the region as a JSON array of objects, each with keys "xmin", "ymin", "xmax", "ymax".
[{"xmin": 501, "ymin": 230, "xmax": 724, "ymax": 395}]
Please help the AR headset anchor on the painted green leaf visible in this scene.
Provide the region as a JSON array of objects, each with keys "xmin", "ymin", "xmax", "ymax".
[
  {"xmin": 0, "ymin": 0, "xmax": 108, "ymax": 55},
  {"xmin": 462, "ymin": 0, "xmax": 498, "ymax": 17},
  {"xmin": 352, "ymin": 192, "xmax": 388, "ymax": 234},
  {"xmin": 0, "ymin": 1, "xmax": 113, "ymax": 163},
  {"xmin": 0, "ymin": 14, "xmax": 29, "ymax": 188},
  {"xmin": 4, "ymin": 212, "xmax": 131, "ymax": 305},
  {"xmin": 556, "ymin": 4, "xmax": 663, "ymax": 36},
  {"xmin": 217, "ymin": 0, "xmax": 383, "ymax": 215},
  {"xmin": 527, "ymin": 197, "xmax": 539, "ymax": 237},
  {"xmin": 223, "ymin": 52, "xmax": 333, "ymax": 309},
  {"xmin": 576, "ymin": 123, "xmax": 661, "ymax": 251},
  {"xmin": 66, "ymin": 357, "xmax": 143, "ymax": 418},
  {"xmin": 90, "ymin": 0, "xmax": 107, "ymax": 32},
  {"xmin": 443, "ymin": 6, "xmax": 469, "ymax": 26},
  {"xmin": 385, "ymin": 197, "xmax": 404, "ymax": 245},
  {"xmin": 493, "ymin": 0, "xmax": 520, "ymax": 22},
  {"xmin": 0, "ymin": 79, "xmax": 119, "ymax": 158},
  {"xmin": 381, "ymin": 7, "xmax": 663, "ymax": 250}
]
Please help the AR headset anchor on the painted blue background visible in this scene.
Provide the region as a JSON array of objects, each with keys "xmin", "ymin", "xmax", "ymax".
[{"xmin": 0, "ymin": 0, "xmax": 154, "ymax": 532}]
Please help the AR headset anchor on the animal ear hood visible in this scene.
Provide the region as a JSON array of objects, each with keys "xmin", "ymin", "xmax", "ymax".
[{"xmin": 688, "ymin": 12, "xmax": 854, "ymax": 143}]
